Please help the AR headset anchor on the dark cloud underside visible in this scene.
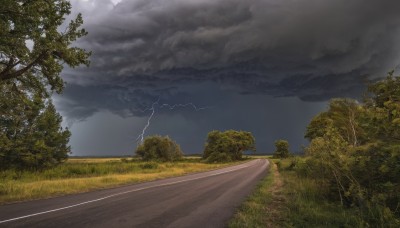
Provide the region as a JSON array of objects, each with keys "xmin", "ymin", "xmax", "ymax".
[{"xmin": 56, "ymin": 0, "xmax": 400, "ymax": 154}]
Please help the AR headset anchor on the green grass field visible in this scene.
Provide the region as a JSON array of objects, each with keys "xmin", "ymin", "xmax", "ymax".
[{"xmin": 0, "ymin": 157, "xmax": 241, "ymax": 204}]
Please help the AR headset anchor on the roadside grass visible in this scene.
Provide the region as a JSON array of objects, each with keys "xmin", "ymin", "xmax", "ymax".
[
  {"xmin": 275, "ymin": 158, "xmax": 363, "ymax": 227},
  {"xmin": 229, "ymin": 159, "xmax": 286, "ymax": 228},
  {"xmin": 230, "ymin": 157, "xmax": 366, "ymax": 228},
  {"xmin": 0, "ymin": 158, "xmax": 240, "ymax": 204}
]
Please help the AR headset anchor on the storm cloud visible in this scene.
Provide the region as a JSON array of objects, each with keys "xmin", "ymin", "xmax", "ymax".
[
  {"xmin": 56, "ymin": 0, "xmax": 400, "ymax": 154},
  {"xmin": 61, "ymin": 0, "xmax": 400, "ymax": 113}
]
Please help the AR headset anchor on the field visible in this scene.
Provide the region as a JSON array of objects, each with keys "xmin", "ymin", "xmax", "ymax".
[{"xmin": 0, "ymin": 157, "xmax": 241, "ymax": 205}]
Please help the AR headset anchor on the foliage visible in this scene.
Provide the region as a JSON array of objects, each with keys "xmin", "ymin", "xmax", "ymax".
[
  {"xmin": 273, "ymin": 139, "xmax": 291, "ymax": 158},
  {"xmin": 203, "ymin": 130, "xmax": 255, "ymax": 163},
  {"xmin": 139, "ymin": 162, "xmax": 159, "ymax": 169},
  {"xmin": 364, "ymin": 70, "xmax": 400, "ymax": 143},
  {"xmin": 302, "ymin": 71, "xmax": 400, "ymax": 225},
  {"xmin": 305, "ymin": 98, "xmax": 364, "ymax": 146},
  {"xmin": 276, "ymin": 158, "xmax": 366, "ymax": 227},
  {"xmin": 0, "ymin": 0, "xmax": 90, "ymax": 170},
  {"xmin": 135, "ymin": 135, "xmax": 183, "ymax": 162},
  {"xmin": 0, "ymin": 82, "xmax": 70, "ymax": 170},
  {"xmin": 0, "ymin": 0, "xmax": 90, "ymax": 93}
]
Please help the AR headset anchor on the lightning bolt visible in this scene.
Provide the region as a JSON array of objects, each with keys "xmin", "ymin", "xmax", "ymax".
[
  {"xmin": 136, "ymin": 100, "xmax": 209, "ymax": 145},
  {"xmin": 136, "ymin": 100, "xmax": 158, "ymax": 144}
]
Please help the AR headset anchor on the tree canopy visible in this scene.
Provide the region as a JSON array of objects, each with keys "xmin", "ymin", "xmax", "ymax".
[
  {"xmin": 273, "ymin": 139, "xmax": 291, "ymax": 158},
  {"xmin": 203, "ymin": 130, "xmax": 255, "ymax": 163},
  {"xmin": 135, "ymin": 135, "xmax": 183, "ymax": 162},
  {"xmin": 302, "ymin": 71, "xmax": 400, "ymax": 225},
  {"xmin": 0, "ymin": 0, "xmax": 90, "ymax": 170},
  {"xmin": 0, "ymin": 0, "xmax": 90, "ymax": 93},
  {"xmin": 0, "ymin": 82, "xmax": 70, "ymax": 170}
]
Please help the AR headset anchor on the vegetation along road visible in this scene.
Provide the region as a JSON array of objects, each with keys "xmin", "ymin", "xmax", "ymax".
[{"xmin": 0, "ymin": 159, "xmax": 268, "ymax": 228}]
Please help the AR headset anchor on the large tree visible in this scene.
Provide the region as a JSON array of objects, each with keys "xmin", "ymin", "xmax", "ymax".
[
  {"xmin": 0, "ymin": 0, "xmax": 90, "ymax": 93},
  {"xmin": 303, "ymin": 72, "xmax": 400, "ymax": 224},
  {"xmin": 0, "ymin": 81, "xmax": 71, "ymax": 170},
  {"xmin": 203, "ymin": 130, "xmax": 255, "ymax": 163},
  {"xmin": 136, "ymin": 135, "xmax": 183, "ymax": 162},
  {"xmin": 0, "ymin": 0, "xmax": 89, "ymax": 169}
]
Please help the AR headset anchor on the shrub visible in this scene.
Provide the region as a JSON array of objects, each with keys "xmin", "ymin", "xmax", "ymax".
[
  {"xmin": 139, "ymin": 162, "xmax": 159, "ymax": 169},
  {"xmin": 206, "ymin": 152, "xmax": 232, "ymax": 163},
  {"xmin": 135, "ymin": 135, "xmax": 183, "ymax": 162}
]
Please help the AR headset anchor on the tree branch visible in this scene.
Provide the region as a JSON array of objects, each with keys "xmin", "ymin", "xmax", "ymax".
[{"xmin": 0, "ymin": 53, "xmax": 47, "ymax": 81}]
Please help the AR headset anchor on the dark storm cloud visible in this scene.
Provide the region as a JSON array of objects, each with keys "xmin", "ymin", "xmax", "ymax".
[
  {"xmin": 62, "ymin": 0, "xmax": 400, "ymax": 120},
  {"xmin": 55, "ymin": 83, "xmax": 184, "ymax": 123}
]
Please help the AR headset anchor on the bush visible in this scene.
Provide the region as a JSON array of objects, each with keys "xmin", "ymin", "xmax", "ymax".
[
  {"xmin": 203, "ymin": 130, "xmax": 255, "ymax": 163},
  {"xmin": 206, "ymin": 152, "xmax": 232, "ymax": 163},
  {"xmin": 139, "ymin": 162, "xmax": 159, "ymax": 169},
  {"xmin": 135, "ymin": 135, "xmax": 183, "ymax": 162}
]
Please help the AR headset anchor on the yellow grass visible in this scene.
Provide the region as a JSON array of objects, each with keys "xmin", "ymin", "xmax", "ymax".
[
  {"xmin": 66, "ymin": 158, "xmax": 123, "ymax": 163},
  {"xmin": 0, "ymin": 161, "xmax": 238, "ymax": 204}
]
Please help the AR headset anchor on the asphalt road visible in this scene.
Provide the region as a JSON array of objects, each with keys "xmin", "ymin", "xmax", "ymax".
[{"xmin": 0, "ymin": 159, "xmax": 269, "ymax": 228}]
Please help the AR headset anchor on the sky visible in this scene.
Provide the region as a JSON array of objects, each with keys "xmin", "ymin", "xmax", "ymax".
[{"xmin": 55, "ymin": 0, "xmax": 400, "ymax": 156}]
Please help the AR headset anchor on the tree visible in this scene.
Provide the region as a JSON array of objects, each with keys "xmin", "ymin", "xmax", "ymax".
[
  {"xmin": 0, "ymin": 0, "xmax": 89, "ymax": 169},
  {"xmin": 305, "ymin": 127, "xmax": 354, "ymax": 205},
  {"xmin": 0, "ymin": 0, "xmax": 90, "ymax": 93},
  {"xmin": 305, "ymin": 98, "xmax": 364, "ymax": 146},
  {"xmin": 273, "ymin": 140, "xmax": 291, "ymax": 158},
  {"xmin": 135, "ymin": 135, "xmax": 183, "ymax": 162},
  {"xmin": 203, "ymin": 130, "xmax": 255, "ymax": 163},
  {"xmin": 301, "ymin": 71, "xmax": 400, "ymax": 224},
  {"xmin": 305, "ymin": 112, "xmax": 333, "ymax": 141},
  {"xmin": 0, "ymin": 81, "xmax": 71, "ymax": 170},
  {"xmin": 365, "ymin": 71, "xmax": 400, "ymax": 143}
]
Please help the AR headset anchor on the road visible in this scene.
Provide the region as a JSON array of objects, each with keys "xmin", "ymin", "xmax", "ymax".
[{"xmin": 0, "ymin": 159, "xmax": 269, "ymax": 228}]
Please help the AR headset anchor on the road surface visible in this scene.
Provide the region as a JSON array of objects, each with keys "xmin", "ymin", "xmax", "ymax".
[{"xmin": 0, "ymin": 159, "xmax": 269, "ymax": 228}]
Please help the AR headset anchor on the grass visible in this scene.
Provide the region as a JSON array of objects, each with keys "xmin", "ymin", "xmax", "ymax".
[
  {"xmin": 67, "ymin": 157, "xmax": 124, "ymax": 163},
  {"xmin": 0, "ymin": 158, "xmax": 240, "ymax": 205},
  {"xmin": 230, "ymin": 157, "xmax": 367, "ymax": 227},
  {"xmin": 274, "ymin": 158, "xmax": 364, "ymax": 227},
  {"xmin": 229, "ymin": 159, "xmax": 286, "ymax": 227}
]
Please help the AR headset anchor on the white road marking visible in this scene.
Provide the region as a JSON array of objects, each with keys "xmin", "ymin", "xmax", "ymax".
[{"xmin": 0, "ymin": 159, "xmax": 266, "ymax": 224}]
